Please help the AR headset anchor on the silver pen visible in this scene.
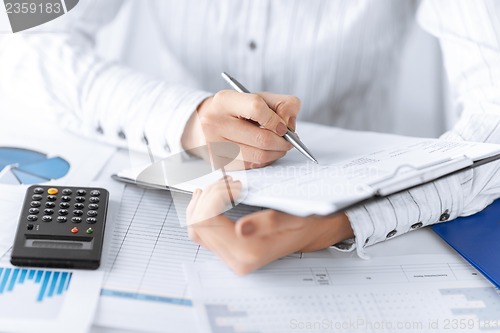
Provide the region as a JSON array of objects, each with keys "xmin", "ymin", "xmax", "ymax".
[{"xmin": 221, "ymin": 72, "xmax": 318, "ymax": 164}]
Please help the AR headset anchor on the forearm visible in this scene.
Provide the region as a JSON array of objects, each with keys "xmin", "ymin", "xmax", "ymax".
[{"xmin": 0, "ymin": 0, "xmax": 212, "ymax": 156}]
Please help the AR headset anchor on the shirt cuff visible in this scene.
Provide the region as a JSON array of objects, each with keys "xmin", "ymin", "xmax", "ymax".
[
  {"xmin": 145, "ymin": 86, "xmax": 212, "ymax": 156},
  {"xmin": 343, "ymin": 169, "xmax": 471, "ymax": 258}
]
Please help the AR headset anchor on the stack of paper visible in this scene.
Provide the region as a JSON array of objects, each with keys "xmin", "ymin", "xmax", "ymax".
[{"xmin": 115, "ymin": 123, "xmax": 500, "ymax": 216}]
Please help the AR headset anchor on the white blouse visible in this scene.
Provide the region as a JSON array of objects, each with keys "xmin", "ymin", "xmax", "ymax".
[{"xmin": 1, "ymin": 0, "xmax": 499, "ymax": 256}]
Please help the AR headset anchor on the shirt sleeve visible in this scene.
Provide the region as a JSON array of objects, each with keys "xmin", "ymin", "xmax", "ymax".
[
  {"xmin": 0, "ymin": 0, "xmax": 212, "ymax": 157},
  {"xmin": 342, "ymin": 0, "xmax": 500, "ymax": 258}
]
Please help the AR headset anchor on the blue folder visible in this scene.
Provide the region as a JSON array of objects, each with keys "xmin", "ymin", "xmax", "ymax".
[{"xmin": 433, "ymin": 198, "xmax": 500, "ymax": 289}]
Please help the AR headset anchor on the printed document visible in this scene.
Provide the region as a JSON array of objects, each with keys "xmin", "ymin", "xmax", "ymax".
[
  {"xmin": 185, "ymin": 254, "xmax": 500, "ymax": 333},
  {"xmin": 116, "ymin": 123, "xmax": 500, "ymax": 216}
]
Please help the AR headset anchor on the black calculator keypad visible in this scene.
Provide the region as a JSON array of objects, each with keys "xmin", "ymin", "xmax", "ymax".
[{"xmin": 12, "ymin": 185, "xmax": 109, "ymax": 270}]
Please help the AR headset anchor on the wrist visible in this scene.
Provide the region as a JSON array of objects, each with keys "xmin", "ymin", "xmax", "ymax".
[
  {"xmin": 327, "ymin": 212, "xmax": 354, "ymax": 245},
  {"xmin": 303, "ymin": 213, "xmax": 354, "ymax": 252}
]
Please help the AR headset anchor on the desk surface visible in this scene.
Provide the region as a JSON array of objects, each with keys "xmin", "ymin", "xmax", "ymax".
[{"xmin": 0, "ymin": 105, "xmax": 464, "ymax": 333}]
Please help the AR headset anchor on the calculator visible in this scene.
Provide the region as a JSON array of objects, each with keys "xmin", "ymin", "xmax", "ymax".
[{"xmin": 10, "ymin": 185, "xmax": 109, "ymax": 270}]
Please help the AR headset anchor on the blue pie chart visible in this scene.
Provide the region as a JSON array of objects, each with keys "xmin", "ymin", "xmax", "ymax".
[{"xmin": 0, "ymin": 148, "xmax": 70, "ymax": 185}]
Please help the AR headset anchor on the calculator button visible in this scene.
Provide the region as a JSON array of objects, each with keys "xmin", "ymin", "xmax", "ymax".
[
  {"xmin": 57, "ymin": 216, "xmax": 67, "ymax": 223},
  {"xmin": 74, "ymin": 203, "xmax": 84, "ymax": 209},
  {"xmin": 71, "ymin": 217, "xmax": 82, "ymax": 224},
  {"xmin": 77, "ymin": 189, "xmax": 87, "ymax": 196},
  {"xmin": 86, "ymin": 228, "xmax": 94, "ymax": 234},
  {"xmin": 32, "ymin": 194, "xmax": 42, "ymax": 201},
  {"xmin": 33, "ymin": 187, "xmax": 44, "ymax": 194},
  {"xmin": 43, "ymin": 208, "xmax": 54, "ymax": 215},
  {"xmin": 30, "ymin": 201, "xmax": 41, "ymax": 208},
  {"xmin": 28, "ymin": 208, "xmax": 39, "ymax": 214},
  {"xmin": 59, "ymin": 202, "xmax": 70, "ymax": 209},
  {"xmin": 42, "ymin": 216, "xmax": 52, "ymax": 222},
  {"xmin": 47, "ymin": 195, "xmax": 57, "ymax": 202},
  {"xmin": 27, "ymin": 224, "xmax": 34, "ymax": 231},
  {"xmin": 73, "ymin": 210, "xmax": 83, "ymax": 216},
  {"xmin": 75, "ymin": 196, "xmax": 85, "ymax": 203},
  {"xmin": 87, "ymin": 210, "xmax": 98, "ymax": 217},
  {"xmin": 58, "ymin": 209, "xmax": 69, "ymax": 216},
  {"xmin": 61, "ymin": 196, "xmax": 71, "ymax": 202},
  {"xmin": 47, "ymin": 188, "xmax": 59, "ymax": 195},
  {"xmin": 90, "ymin": 190, "xmax": 100, "ymax": 197},
  {"xmin": 71, "ymin": 227, "xmax": 79, "ymax": 234},
  {"xmin": 45, "ymin": 202, "xmax": 56, "ymax": 208},
  {"xmin": 88, "ymin": 204, "xmax": 99, "ymax": 210},
  {"xmin": 62, "ymin": 189, "xmax": 72, "ymax": 195},
  {"xmin": 86, "ymin": 218, "xmax": 97, "ymax": 224},
  {"xmin": 89, "ymin": 197, "xmax": 100, "ymax": 203},
  {"xmin": 27, "ymin": 215, "xmax": 38, "ymax": 221}
]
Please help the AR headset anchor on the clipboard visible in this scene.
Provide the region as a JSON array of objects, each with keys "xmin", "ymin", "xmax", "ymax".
[
  {"xmin": 433, "ymin": 198, "xmax": 500, "ymax": 289},
  {"xmin": 112, "ymin": 123, "xmax": 500, "ymax": 216}
]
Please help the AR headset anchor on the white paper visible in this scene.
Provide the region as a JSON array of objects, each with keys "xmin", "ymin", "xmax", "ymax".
[
  {"xmin": 117, "ymin": 123, "xmax": 500, "ymax": 216},
  {"xmin": 185, "ymin": 254, "xmax": 500, "ymax": 333},
  {"xmin": 0, "ymin": 188, "xmax": 25, "ymax": 256},
  {"xmin": 94, "ymin": 184, "xmax": 262, "ymax": 332}
]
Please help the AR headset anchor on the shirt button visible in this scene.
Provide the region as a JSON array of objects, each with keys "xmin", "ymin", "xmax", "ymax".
[
  {"xmin": 248, "ymin": 40, "xmax": 257, "ymax": 51},
  {"xmin": 118, "ymin": 130, "xmax": 126, "ymax": 140},
  {"xmin": 386, "ymin": 230, "xmax": 397, "ymax": 238},
  {"xmin": 410, "ymin": 222, "xmax": 423, "ymax": 230},
  {"xmin": 439, "ymin": 209, "xmax": 450, "ymax": 222}
]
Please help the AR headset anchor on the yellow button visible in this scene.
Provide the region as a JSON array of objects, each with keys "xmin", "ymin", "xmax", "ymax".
[{"xmin": 47, "ymin": 188, "xmax": 58, "ymax": 195}]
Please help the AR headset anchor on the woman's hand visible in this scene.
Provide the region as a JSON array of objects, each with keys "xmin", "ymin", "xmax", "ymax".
[
  {"xmin": 186, "ymin": 177, "xmax": 354, "ymax": 275},
  {"xmin": 181, "ymin": 91, "xmax": 300, "ymax": 170}
]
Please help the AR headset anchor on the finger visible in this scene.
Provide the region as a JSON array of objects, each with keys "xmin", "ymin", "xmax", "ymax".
[
  {"xmin": 222, "ymin": 117, "xmax": 292, "ymax": 151},
  {"xmin": 236, "ymin": 210, "xmax": 308, "ymax": 237},
  {"xmin": 214, "ymin": 90, "xmax": 289, "ymax": 136},
  {"xmin": 257, "ymin": 93, "xmax": 301, "ymax": 131},
  {"xmin": 225, "ymin": 144, "xmax": 287, "ymax": 169},
  {"xmin": 186, "ymin": 188, "xmax": 202, "ymax": 224}
]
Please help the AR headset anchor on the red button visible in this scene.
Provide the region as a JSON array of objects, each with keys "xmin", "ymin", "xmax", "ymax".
[{"xmin": 71, "ymin": 227, "xmax": 79, "ymax": 234}]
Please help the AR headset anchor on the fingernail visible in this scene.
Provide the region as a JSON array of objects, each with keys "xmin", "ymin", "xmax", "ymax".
[
  {"xmin": 289, "ymin": 117, "xmax": 297, "ymax": 132},
  {"xmin": 241, "ymin": 222, "xmax": 255, "ymax": 236},
  {"xmin": 276, "ymin": 122, "xmax": 287, "ymax": 136}
]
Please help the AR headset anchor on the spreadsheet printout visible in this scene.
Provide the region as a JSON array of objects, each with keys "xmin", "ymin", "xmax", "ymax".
[
  {"xmin": 94, "ymin": 185, "xmax": 261, "ymax": 332},
  {"xmin": 185, "ymin": 255, "xmax": 500, "ymax": 333}
]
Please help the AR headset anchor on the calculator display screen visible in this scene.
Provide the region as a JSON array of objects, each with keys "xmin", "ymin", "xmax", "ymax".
[{"xmin": 25, "ymin": 238, "xmax": 94, "ymax": 250}]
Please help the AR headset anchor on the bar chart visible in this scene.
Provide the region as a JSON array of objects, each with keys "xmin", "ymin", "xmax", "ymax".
[{"xmin": 0, "ymin": 266, "xmax": 72, "ymax": 319}]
